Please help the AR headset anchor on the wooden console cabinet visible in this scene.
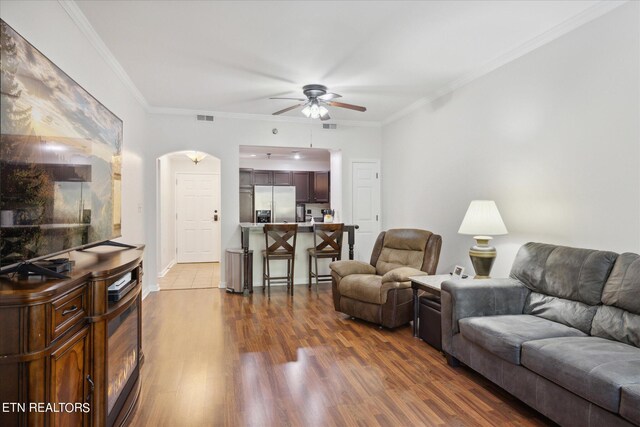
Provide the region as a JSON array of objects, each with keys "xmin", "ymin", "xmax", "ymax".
[{"xmin": 0, "ymin": 245, "xmax": 144, "ymax": 427}]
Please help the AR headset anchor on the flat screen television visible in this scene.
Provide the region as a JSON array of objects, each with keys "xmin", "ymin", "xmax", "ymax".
[{"xmin": 0, "ymin": 20, "xmax": 123, "ymax": 270}]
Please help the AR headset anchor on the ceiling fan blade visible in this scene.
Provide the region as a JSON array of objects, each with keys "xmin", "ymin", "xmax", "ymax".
[
  {"xmin": 272, "ymin": 103, "xmax": 305, "ymax": 115},
  {"xmin": 320, "ymin": 113, "xmax": 331, "ymax": 121},
  {"xmin": 327, "ymin": 101, "xmax": 366, "ymax": 112},
  {"xmin": 318, "ymin": 92, "xmax": 342, "ymax": 101},
  {"xmin": 270, "ymin": 97, "xmax": 307, "ymax": 101}
]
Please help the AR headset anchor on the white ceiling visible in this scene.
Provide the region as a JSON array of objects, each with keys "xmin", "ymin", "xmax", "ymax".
[{"xmin": 76, "ymin": 0, "xmax": 605, "ymax": 123}]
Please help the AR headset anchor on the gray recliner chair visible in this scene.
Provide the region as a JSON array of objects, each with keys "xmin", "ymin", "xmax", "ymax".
[{"xmin": 330, "ymin": 228, "xmax": 442, "ymax": 328}]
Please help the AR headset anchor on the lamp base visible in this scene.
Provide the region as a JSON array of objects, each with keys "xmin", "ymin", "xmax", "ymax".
[{"xmin": 469, "ymin": 236, "xmax": 497, "ymax": 279}]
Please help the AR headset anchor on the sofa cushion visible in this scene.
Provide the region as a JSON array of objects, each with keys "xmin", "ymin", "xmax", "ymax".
[
  {"xmin": 524, "ymin": 292, "xmax": 598, "ymax": 334},
  {"xmin": 591, "ymin": 305, "xmax": 640, "ymax": 348},
  {"xmin": 601, "ymin": 252, "xmax": 640, "ymax": 314},
  {"xmin": 459, "ymin": 315, "xmax": 587, "ymax": 364},
  {"xmin": 620, "ymin": 384, "xmax": 640, "ymax": 426},
  {"xmin": 375, "ymin": 229, "xmax": 430, "ymax": 275},
  {"xmin": 521, "ymin": 336, "xmax": 640, "ymax": 413},
  {"xmin": 510, "ymin": 242, "xmax": 618, "ymax": 305}
]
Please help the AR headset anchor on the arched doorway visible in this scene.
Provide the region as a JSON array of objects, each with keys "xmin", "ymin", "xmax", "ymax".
[{"xmin": 156, "ymin": 151, "xmax": 222, "ymax": 290}]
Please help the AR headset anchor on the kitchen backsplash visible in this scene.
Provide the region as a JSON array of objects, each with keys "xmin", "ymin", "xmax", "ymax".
[{"xmin": 306, "ymin": 203, "xmax": 330, "ymax": 219}]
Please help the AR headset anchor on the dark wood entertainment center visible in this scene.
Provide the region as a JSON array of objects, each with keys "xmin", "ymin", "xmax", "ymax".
[{"xmin": 0, "ymin": 245, "xmax": 144, "ymax": 427}]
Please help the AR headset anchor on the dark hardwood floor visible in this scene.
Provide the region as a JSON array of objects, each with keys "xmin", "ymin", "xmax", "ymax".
[{"xmin": 128, "ymin": 285, "xmax": 553, "ymax": 426}]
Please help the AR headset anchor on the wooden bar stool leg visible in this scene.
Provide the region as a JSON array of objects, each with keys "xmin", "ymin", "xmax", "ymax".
[
  {"xmin": 314, "ymin": 255, "xmax": 320, "ymax": 294},
  {"xmin": 266, "ymin": 256, "xmax": 271, "ymax": 298},
  {"xmin": 288, "ymin": 258, "xmax": 294, "ymax": 296},
  {"xmin": 308, "ymin": 253, "xmax": 312, "ymax": 288},
  {"xmin": 262, "ymin": 256, "xmax": 266, "ymax": 294}
]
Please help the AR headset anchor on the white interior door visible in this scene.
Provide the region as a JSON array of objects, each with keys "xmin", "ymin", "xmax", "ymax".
[
  {"xmin": 176, "ymin": 173, "xmax": 220, "ymax": 263},
  {"xmin": 351, "ymin": 161, "xmax": 380, "ymax": 261}
]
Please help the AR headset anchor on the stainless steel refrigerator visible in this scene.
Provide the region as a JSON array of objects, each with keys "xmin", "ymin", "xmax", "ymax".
[{"xmin": 254, "ymin": 185, "xmax": 296, "ymax": 222}]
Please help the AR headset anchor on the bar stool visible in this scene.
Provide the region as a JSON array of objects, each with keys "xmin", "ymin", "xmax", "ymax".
[
  {"xmin": 263, "ymin": 223, "xmax": 298, "ymax": 297},
  {"xmin": 308, "ymin": 223, "xmax": 344, "ymax": 292}
]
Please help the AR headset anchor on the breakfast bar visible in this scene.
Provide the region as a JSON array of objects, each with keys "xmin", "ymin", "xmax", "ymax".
[{"xmin": 239, "ymin": 222, "xmax": 359, "ymax": 294}]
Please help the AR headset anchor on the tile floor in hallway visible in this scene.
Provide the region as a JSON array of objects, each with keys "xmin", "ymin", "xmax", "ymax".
[{"xmin": 159, "ymin": 262, "xmax": 220, "ymax": 290}]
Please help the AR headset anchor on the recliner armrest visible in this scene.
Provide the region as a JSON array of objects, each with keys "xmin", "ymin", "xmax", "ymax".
[
  {"xmin": 381, "ymin": 267, "xmax": 426, "ymax": 284},
  {"xmin": 329, "ymin": 260, "xmax": 376, "ymax": 277},
  {"xmin": 441, "ymin": 278, "xmax": 530, "ymax": 354}
]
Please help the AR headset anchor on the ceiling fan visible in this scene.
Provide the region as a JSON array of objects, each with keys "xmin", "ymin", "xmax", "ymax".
[{"xmin": 270, "ymin": 84, "xmax": 366, "ymax": 121}]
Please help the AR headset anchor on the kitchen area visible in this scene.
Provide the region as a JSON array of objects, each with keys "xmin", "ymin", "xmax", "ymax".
[
  {"xmin": 240, "ymin": 169, "xmax": 332, "ymax": 224},
  {"xmin": 233, "ymin": 145, "xmax": 355, "ymax": 292}
]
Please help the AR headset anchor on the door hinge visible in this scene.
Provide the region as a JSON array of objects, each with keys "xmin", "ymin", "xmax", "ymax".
[
  {"xmin": 376, "ymin": 214, "xmax": 379, "ymax": 221},
  {"xmin": 376, "ymin": 172, "xmax": 379, "ymax": 179}
]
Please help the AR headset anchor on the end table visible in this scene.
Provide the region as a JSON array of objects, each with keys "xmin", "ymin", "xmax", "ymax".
[{"xmin": 409, "ymin": 274, "xmax": 453, "ymax": 338}]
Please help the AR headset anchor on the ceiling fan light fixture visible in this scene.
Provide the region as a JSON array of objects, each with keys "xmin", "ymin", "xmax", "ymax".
[
  {"xmin": 271, "ymin": 84, "xmax": 366, "ymax": 118},
  {"xmin": 309, "ymin": 100, "xmax": 321, "ymax": 119}
]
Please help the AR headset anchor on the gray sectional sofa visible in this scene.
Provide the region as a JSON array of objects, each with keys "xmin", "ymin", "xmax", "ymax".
[{"xmin": 441, "ymin": 242, "xmax": 640, "ymax": 427}]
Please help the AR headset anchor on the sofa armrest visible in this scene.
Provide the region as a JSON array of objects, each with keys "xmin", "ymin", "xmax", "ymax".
[
  {"xmin": 381, "ymin": 267, "xmax": 426, "ymax": 284},
  {"xmin": 441, "ymin": 278, "xmax": 530, "ymax": 354},
  {"xmin": 329, "ymin": 260, "xmax": 376, "ymax": 277}
]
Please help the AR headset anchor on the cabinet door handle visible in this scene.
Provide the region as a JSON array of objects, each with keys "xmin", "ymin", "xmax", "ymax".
[
  {"xmin": 62, "ymin": 305, "xmax": 78, "ymax": 316},
  {"xmin": 86, "ymin": 375, "xmax": 94, "ymax": 402}
]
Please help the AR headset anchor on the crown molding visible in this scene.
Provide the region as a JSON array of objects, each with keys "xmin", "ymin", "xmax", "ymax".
[
  {"xmin": 147, "ymin": 106, "xmax": 382, "ymax": 128},
  {"xmin": 58, "ymin": 0, "xmax": 150, "ymax": 110},
  {"xmin": 383, "ymin": 0, "xmax": 628, "ymax": 126}
]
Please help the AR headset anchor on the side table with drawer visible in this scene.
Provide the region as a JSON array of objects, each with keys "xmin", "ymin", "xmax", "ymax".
[{"xmin": 409, "ymin": 274, "xmax": 454, "ymax": 350}]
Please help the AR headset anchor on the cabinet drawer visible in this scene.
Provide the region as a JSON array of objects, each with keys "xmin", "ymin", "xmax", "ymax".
[{"xmin": 51, "ymin": 287, "xmax": 87, "ymax": 341}]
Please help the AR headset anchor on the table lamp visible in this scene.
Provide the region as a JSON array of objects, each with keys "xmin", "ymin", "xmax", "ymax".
[{"xmin": 458, "ymin": 200, "xmax": 508, "ymax": 278}]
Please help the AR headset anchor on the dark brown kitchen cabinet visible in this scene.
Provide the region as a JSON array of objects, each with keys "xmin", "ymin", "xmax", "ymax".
[
  {"xmin": 312, "ymin": 171, "xmax": 330, "ymax": 203},
  {"xmin": 239, "ymin": 187, "xmax": 254, "ymax": 222},
  {"xmin": 253, "ymin": 170, "xmax": 291, "ymax": 186},
  {"xmin": 252, "ymin": 170, "xmax": 272, "ymax": 185},
  {"xmin": 292, "ymin": 172, "xmax": 311, "ymax": 202},
  {"xmin": 273, "ymin": 171, "xmax": 292, "ymax": 185},
  {"xmin": 239, "ymin": 168, "xmax": 253, "ymax": 187}
]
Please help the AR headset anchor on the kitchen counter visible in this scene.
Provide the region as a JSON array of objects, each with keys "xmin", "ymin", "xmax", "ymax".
[{"xmin": 238, "ymin": 222, "xmax": 359, "ymax": 294}]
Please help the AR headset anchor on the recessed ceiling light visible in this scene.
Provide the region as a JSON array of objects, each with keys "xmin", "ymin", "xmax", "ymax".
[
  {"xmin": 250, "ymin": 154, "xmax": 256, "ymax": 157},
  {"xmin": 294, "ymin": 153, "xmax": 301, "ymax": 159}
]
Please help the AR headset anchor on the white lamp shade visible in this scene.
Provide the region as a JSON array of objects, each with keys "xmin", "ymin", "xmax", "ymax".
[{"xmin": 458, "ymin": 200, "xmax": 508, "ymax": 236}]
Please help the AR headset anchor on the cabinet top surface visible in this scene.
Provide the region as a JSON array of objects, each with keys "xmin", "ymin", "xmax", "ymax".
[{"xmin": 0, "ymin": 245, "xmax": 144, "ymax": 303}]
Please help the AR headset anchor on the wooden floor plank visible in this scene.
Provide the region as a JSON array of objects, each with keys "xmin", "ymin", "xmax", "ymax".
[{"xmin": 128, "ymin": 285, "xmax": 553, "ymax": 426}]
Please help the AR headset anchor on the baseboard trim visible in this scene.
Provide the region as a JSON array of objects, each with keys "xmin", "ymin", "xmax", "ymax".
[{"xmin": 158, "ymin": 259, "xmax": 176, "ymax": 278}]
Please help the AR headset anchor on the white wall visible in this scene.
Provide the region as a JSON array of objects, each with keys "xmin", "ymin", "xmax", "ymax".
[
  {"xmin": 381, "ymin": 3, "xmax": 640, "ymax": 277},
  {"xmin": 1, "ymin": 2, "xmax": 150, "ymax": 292},
  {"xmin": 330, "ymin": 150, "xmax": 344, "ymax": 222},
  {"xmin": 146, "ymin": 117, "xmax": 381, "ymax": 287},
  {"xmin": 157, "ymin": 156, "xmax": 174, "ymax": 275}
]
